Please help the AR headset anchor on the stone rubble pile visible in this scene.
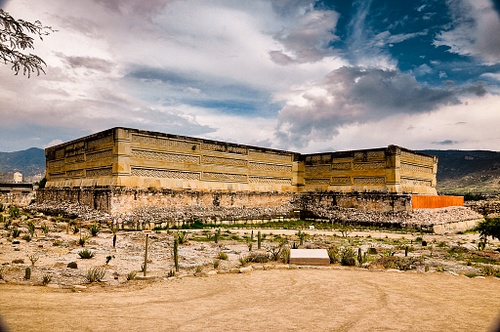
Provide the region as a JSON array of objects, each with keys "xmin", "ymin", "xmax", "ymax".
[
  {"xmin": 307, "ymin": 205, "xmax": 482, "ymax": 229},
  {"xmin": 27, "ymin": 200, "xmax": 483, "ymax": 230},
  {"xmin": 26, "ymin": 201, "xmax": 110, "ymax": 222},
  {"xmin": 466, "ymin": 200, "xmax": 500, "ymax": 217}
]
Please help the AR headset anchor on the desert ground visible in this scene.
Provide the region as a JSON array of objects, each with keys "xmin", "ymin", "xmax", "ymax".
[
  {"xmin": 1, "ymin": 269, "xmax": 500, "ymax": 332},
  {"xmin": 1, "ymin": 209, "xmax": 500, "ymax": 331}
]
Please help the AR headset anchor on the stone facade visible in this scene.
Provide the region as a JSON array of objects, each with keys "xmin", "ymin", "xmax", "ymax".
[
  {"xmin": 45, "ymin": 127, "xmax": 437, "ymax": 195},
  {"xmin": 40, "ymin": 127, "xmax": 443, "ymax": 218}
]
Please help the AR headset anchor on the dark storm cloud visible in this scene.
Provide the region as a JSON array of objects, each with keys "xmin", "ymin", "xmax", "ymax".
[
  {"xmin": 276, "ymin": 66, "xmax": 463, "ymax": 147},
  {"xmin": 432, "ymin": 139, "xmax": 459, "ymax": 146}
]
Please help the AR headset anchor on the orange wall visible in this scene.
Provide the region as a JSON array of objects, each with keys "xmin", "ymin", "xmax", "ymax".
[{"xmin": 411, "ymin": 195, "xmax": 464, "ymax": 209}]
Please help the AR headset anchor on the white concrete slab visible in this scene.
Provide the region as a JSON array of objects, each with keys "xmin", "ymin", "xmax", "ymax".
[{"xmin": 290, "ymin": 249, "xmax": 330, "ymax": 266}]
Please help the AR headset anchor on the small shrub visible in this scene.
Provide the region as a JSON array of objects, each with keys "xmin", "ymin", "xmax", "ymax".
[
  {"xmin": 41, "ymin": 274, "xmax": 52, "ymax": 286},
  {"xmin": 105, "ymin": 255, "xmax": 114, "ymax": 265},
  {"xmin": 78, "ymin": 235, "xmax": 88, "ymax": 247},
  {"xmin": 0, "ymin": 266, "xmax": 5, "ymax": 280},
  {"xmin": 28, "ymin": 254, "xmax": 39, "ymax": 266},
  {"xmin": 297, "ymin": 230, "xmax": 307, "ymax": 246},
  {"xmin": 27, "ymin": 221, "xmax": 36, "ymax": 237},
  {"xmin": 78, "ymin": 249, "xmax": 95, "ymax": 259},
  {"xmin": 268, "ymin": 245, "xmax": 282, "ymax": 261},
  {"xmin": 22, "ymin": 234, "xmax": 32, "ymax": 242},
  {"xmin": 281, "ymin": 246, "xmax": 290, "ymax": 264},
  {"xmin": 12, "ymin": 259, "xmax": 24, "ymax": 264},
  {"xmin": 167, "ymin": 269, "xmax": 175, "ymax": 278},
  {"xmin": 217, "ymin": 251, "xmax": 228, "ymax": 260},
  {"xmin": 72, "ymin": 225, "xmax": 80, "ymax": 234},
  {"xmin": 3, "ymin": 217, "xmax": 11, "ymax": 230},
  {"xmin": 247, "ymin": 239, "xmax": 253, "ymax": 251},
  {"xmin": 67, "ymin": 261, "xmax": 78, "ymax": 269},
  {"xmin": 213, "ymin": 259, "xmax": 220, "ymax": 269},
  {"xmin": 11, "ymin": 227, "xmax": 21, "ymax": 238},
  {"xmin": 85, "ymin": 267, "xmax": 106, "ymax": 283},
  {"xmin": 89, "ymin": 223, "xmax": 100, "ymax": 237},
  {"xmin": 371, "ymin": 256, "xmax": 424, "ymax": 271},
  {"xmin": 247, "ymin": 252, "xmax": 270, "ymax": 263},
  {"xmin": 327, "ymin": 246, "xmax": 339, "ymax": 264},
  {"xmin": 340, "ymin": 247, "xmax": 356, "ymax": 266},
  {"xmin": 126, "ymin": 271, "xmax": 137, "ymax": 281},
  {"xmin": 176, "ymin": 231, "xmax": 188, "ymax": 244},
  {"xmin": 239, "ymin": 255, "xmax": 249, "ymax": 266},
  {"xmin": 481, "ymin": 265, "xmax": 500, "ymax": 277},
  {"xmin": 41, "ymin": 224, "xmax": 50, "ymax": 235},
  {"xmin": 195, "ymin": 265, "xmax": 203, "ymax": 273},
  {"xmin": 52, "ymin": 240, "xmax": 63, "ymax": 246},
  {"xmin": 9, "ymin": 207, "xmax": 20, "ymax": 218}
]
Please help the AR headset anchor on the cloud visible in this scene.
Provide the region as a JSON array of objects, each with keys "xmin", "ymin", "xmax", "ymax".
[
  {"xmin": 57, "ymin": 54, "xmax": 114, "ymax": 72},
  {"xmin": 432, "ymin": 139, "xmax": 460, "ymax": 146},
  {"xmin": 434, "ymin": 0, "xmax": 500, "ymax": 63},
  {"xmin": 271, "ymin": 6, "xmax": 340, "ymax": 63},
  {"xmin": 275, "ymin": 66, "xmax": 462, "ymax": 148}
]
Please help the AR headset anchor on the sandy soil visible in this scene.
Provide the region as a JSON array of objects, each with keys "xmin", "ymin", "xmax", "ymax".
[
  {"xmin": 2, "ymin": 212, "xmax": 500, "ymax": 332},
  {"xmin": 1, "ymin": 268, "xmax": 500, "ymax": 332}
]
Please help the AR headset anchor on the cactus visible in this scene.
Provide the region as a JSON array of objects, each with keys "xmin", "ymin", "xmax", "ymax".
[
  {"xmin": 257, "ymin": 231, "xmax": 261, "ymax": 249},
  {"xmin": 405, "ymin": 246, "xmax": 409, "ymax": 257},
  {"xmin": 357, "ymin": 248, "xmax": 362, "ymax": 265},
  {"xmin": 25, "ymin": 267, "xmax": 31, "ymax": 280},
  {"xmin": 174, "ymin": 238, "xmax": 179, "ymax": 272},
  {"xmin": 113, "ymin": 233, "xmax": 117, "ymax": 248},
  {"xmin": 214, "ymin": 228, "xmax": 220, "ymax": 244}
]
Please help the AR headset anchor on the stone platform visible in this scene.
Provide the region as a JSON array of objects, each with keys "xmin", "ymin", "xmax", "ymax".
[{"xmin": 289, "ymin": 249, "xmax": 330, "ymax": 266}]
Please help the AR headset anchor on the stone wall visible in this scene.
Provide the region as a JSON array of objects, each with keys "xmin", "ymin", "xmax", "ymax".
[
  {"xmin": 0, "ymin": 191, "xmax": 35, "ymax": 207},
  {"xmin": 45, "ymin": 127, "xmax": 438, "ymax": 195},
  {"xmin": 45, "ymin": 127, "xmax": 301, "ymax": 193},
  {"xmin": 36, "ymin": 187, "xmax": 299, "ymax": 223},
  {"xmin": 466, "ymin": 200, "xmax": 500, "ymax": 216},
  {"xmin": 300, "ymin": 192, "xmax": 412, "ymax": 215},
  {"xmin": 303, "ymin": 145, "xmax": 437, "ymax": 194}
]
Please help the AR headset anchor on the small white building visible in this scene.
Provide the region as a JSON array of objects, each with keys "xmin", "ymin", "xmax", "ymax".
[{"xmin": 13, "ymin": 172, "xmax": 23, "ymax": 183}]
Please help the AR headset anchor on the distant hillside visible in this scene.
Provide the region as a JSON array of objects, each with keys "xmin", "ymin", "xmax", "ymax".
[
  {"xmin": 420, "ymin": 150, "xmax": 500, "ymax": 194},
  {"xmin": 0, "ymin": 148, "xmax": 45, "ymax": 178}
]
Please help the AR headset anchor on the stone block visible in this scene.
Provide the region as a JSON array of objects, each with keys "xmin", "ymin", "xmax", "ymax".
[{"xmin": 289, "ymin": 249, "xmax": 330, "ymax": 266}]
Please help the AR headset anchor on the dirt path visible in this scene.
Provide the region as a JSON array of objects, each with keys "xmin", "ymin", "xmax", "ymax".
[{"xmin": 1, "ymin": 269, "xmax": 499, "ymax": 332}]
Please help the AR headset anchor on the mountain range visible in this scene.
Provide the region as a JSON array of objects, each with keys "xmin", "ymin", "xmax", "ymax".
[{"xmin": 0, "ymin": 147, "xmax": 498, "ymax": 194}]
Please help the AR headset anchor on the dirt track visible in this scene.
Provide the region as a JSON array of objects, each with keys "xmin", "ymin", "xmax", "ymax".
[{"xmin": 1, "ymin": 268, "xmax": 500, "ymax": 332}]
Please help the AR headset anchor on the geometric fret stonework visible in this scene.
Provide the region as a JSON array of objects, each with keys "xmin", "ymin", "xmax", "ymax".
[{"xmin": 45, "ymin": 127, "xmax": 438, "ymax": 195}]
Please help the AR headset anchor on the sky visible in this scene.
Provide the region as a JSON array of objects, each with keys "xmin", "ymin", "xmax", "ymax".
[{"xmin": 1, "ymin": 0, "xmax": 500, "ymax": 153}]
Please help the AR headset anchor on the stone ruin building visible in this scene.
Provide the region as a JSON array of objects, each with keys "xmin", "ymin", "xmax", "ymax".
[{"xmin": 37, "ymin": 127, "xmax": 464, "ymax": 228}]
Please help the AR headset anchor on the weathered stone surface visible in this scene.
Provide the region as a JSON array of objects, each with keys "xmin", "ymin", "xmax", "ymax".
[{"xmin": 44, "ymin": 127, "xmax": 437, "ymax": 196}]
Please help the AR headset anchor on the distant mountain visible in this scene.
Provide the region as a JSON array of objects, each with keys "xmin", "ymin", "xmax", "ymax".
[
  {"xmin": 0, "ymin": 147, "xmax": 45, "ymax": 178},
  {"xmin": 420, "ymin": 150, "xmax": 500, "ymax": 194}
]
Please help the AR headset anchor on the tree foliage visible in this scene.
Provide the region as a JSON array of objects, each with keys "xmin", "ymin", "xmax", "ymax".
[
  {"xmin": 475, "ymin": 217, "xmax": 500, "ymax": 243},
  {"xmin": 0, "ymin": 9, "xmax": 53, "ymax": 77}
]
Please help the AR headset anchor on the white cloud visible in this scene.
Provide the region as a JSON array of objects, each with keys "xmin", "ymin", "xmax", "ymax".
[
  {"xmin": 296, "ymin": 92, "xmax": 500, "ymax": 152},
  {"xmin": 434, "ymin": 0, "xmax": 500, "ymax": 63}
]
